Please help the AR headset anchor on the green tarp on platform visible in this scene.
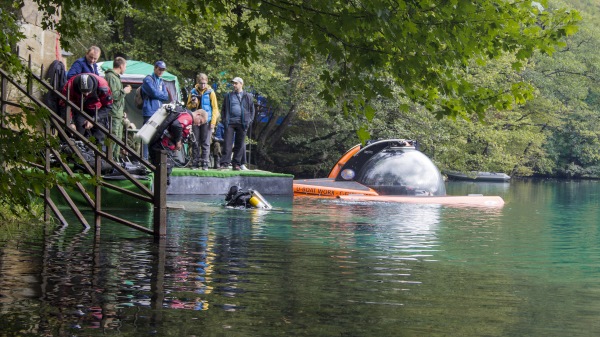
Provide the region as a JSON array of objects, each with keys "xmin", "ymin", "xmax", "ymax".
[
  {"xmin": 170, "ymin": 167, "xmax": 293, "ymax": 178},
  {"xmin": 51, "ymin": 173, "xmax": 154, "ymax": 210}
]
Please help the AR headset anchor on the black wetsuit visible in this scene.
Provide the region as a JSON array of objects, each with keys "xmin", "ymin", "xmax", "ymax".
[{"xmin": 225, "ymin": 186, "xmax": 253, "ymax": 208}]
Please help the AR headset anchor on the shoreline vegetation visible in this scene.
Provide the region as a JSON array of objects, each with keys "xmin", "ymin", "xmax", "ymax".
[{"xmin": 0, "ymin": 203, "xmax": 47, "ymax": 240}]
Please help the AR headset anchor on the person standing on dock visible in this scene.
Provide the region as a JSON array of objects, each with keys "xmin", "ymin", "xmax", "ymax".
[
  {"xmin": 66, "ymin": 46, "xmax": 101, "ymax": 80},
  {"xmin": 105, "ymin": 57, "xmax": 132, "ymax": 161},
  {"xmin": 186, "ymin": 73, "xmax": 220, "ymax": 170},
  {"xmin": 218, "ymin": 77, "xmax": 255, "ymax": 171},
  {"xmin": 141, "ymin": 60, "xmax": 171, "ymax": 159}
]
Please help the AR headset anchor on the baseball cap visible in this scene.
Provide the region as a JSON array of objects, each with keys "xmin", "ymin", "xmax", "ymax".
[
  {"xmin": 154, "ymin": 60, "xmax": 167, "ymax": 69},
  {"xmin": 232, "ymin": 77, "xmax": 243, "ymax": 85}
]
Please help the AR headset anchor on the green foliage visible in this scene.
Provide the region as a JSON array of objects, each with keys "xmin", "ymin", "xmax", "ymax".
[
  {"xmin": 0, "ymin": 203, "xmax": 45, "ymax": 231},
  {"xmin": 521, "ymin": 1, "xmax": 600, "ymax": 177},
  {"xmin": 0, "ymin": 1, "xmax": 25, "ymax": 74},
  {"xmin": 4, "ymin": 0, "xmax": 598, "ymax": 182},
  {"xmin": 32, "ymin": 0, "xmax": 581, "ymax": 123},
  {"xmin": 0, "ymin": 103, "xmax": 60, "ymax": 217},
  {"xmin": 0, "ymin": 2, "xmax": 62, "ymax": 218}
]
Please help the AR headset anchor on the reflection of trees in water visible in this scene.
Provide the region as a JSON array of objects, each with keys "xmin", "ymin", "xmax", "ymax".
[
  {"xmin": 0, "ymin": 222, "xmax": 164, "ymax": 334},
  {"xmin": 1, "ymin": 197, "xmax": 522, "ymax": 336},
  {"xmin": 35, "ymin": 226, "xmax": 160, "ymax": 332},
  {"xmin": 16, "ymin": 209, "xmax": 262, "ymax": 334}
]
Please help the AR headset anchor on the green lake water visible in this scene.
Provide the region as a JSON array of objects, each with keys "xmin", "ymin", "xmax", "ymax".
[{"xmin": 1, "ymin": 179, "xmax": 600, "ymax": 336}]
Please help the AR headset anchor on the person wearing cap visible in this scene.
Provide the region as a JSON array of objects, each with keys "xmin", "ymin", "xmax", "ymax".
[
  {"xmin": 105, "ymin": 57, "xmax": 132, "ymax": 161},
  {"xmin": 218, "ymin": 77, "xmax": 255, "ymax": 170},
  {"xmin": 66, "ymin": 46, "xmax": 101, "ymax": 80},
  {"xmin": 140, "ymin": 60, "xmax": 171, "ymax": 159},
  {"xmin": 186, "ymin": 73, "xmax": 220, "ymax": 170},
  {"xmin": 61, "ymin": 73, "xmax": 113, "ymax": 144}
]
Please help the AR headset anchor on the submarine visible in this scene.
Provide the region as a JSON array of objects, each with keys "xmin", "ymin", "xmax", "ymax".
[{"xmin": 293, "ymin": 139, "xmax": 504, "ymax": 207}]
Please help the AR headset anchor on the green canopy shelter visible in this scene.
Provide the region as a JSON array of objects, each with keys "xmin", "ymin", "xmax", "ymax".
[{"xmin": 98, "ymin": 60, "xmax": 182, "ymax": 128}]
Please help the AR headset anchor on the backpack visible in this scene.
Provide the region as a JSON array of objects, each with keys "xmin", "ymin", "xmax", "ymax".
[
  {"xmin": 135, "ymin": 75, "xmax": 155, "ymax": 109},
  {"xmin": 134, "ymin": 86, "xmax": 144, "ymax": 109}
]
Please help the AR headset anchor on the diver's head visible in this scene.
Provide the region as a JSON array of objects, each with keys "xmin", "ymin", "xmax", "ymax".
[{"xmin": 225, "ymin": 185, "xmax": 240, "ymax": 201}]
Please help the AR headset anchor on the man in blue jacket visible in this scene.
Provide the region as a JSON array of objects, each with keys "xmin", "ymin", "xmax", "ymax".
[
  {"xmin": 140, "ymin": 60, "xmax": 171, "ymax": 159},
  {"xmin": 66, "ymin": 46, "xmax": 101, "ymax": 80}
]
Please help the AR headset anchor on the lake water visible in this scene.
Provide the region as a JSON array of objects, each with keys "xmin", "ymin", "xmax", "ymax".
[{"xmin": 1, "ymin": 180, "xmax": 600, "ymax": 336}]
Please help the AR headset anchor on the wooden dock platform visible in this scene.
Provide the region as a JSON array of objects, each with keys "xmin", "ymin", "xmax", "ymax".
[
  {"xmin": 52, "ymin": 168, "xmax": 293, "ymax": 211},
  {"xmin": 168, "ymin": 167, "xmax": 294, "ymax": 195}
]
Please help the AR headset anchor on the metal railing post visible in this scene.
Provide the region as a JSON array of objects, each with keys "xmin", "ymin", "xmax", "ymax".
[
  {"xmin": 44, "ymin": 119, "xmax": 51, "ymax": 223},
  {"xmin": 153, "ymin": 149, "xmax": 168, "ymax": 240},
  {"xmin": 95, "ymin": 152, "xmax": 102, "ymax": 229}
]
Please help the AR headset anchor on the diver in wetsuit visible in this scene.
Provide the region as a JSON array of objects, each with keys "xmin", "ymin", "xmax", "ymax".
[{"xmin": 225, "ymin": 186, "xmax": 252, "ymax": 208}]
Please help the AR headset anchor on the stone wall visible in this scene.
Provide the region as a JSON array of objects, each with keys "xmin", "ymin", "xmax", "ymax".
[
  {"xmin": 16, "ymin": 0, "xmax": 65, "ymax": 78},
  {"xmin": 4, "ymin": 1, "xmax": 64, "ymax": 120}
]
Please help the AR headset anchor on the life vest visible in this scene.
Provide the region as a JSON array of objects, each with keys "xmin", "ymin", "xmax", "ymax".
[
  {"xmin": 200, "ymin": 88, "xmax": 213, "ymax": 119},
  {"xmin": 191, "ymin": 86, "xmax": 214, "ymax": 122},
  {"xmin": 160, "ymin": 111, "xmax": 194, "ymax": 150}
]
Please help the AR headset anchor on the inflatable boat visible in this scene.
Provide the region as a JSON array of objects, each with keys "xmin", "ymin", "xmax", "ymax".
[{"xmin": 293, "ymin": 139, "xmax": 505, "ymax": 208}]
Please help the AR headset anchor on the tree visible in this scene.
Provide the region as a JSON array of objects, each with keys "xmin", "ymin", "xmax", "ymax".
[
  {"xmin": 33, "ymin": 0, "xmax": 580, "ymax": 127},
  {"xmin": 0, "ymin": 1, "xmax": 60, "ymax": 219},
  {"xmin": 0, "ymin": 0, "xmax": 588, "ymax": 218},
  {"xmin": 521, "ymin": 1, "xmax": 600, "ymax": 177}
]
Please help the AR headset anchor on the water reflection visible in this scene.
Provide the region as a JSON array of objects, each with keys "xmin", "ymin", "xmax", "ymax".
[
  {"xmin": 1, "ymin": 196, "xmax": 446, "ymax": 334},
  {"xmin": 3, "ymin": 182, "xmax": 600, "ymax": 336}
]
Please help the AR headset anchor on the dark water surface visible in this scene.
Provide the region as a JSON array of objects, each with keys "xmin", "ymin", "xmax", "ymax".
[{"xmin": 2, "ymin": 180, "xmax": 600, "ymax": 336}]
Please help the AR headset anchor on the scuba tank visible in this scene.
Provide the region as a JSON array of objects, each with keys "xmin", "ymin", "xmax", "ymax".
[
  {"xmin": 136, "ymin": 104, "xmax": 176, "ymax": 144},
  {"xmin": 248, "ymin": 189, "xmax": 272, "ymax": 209}
]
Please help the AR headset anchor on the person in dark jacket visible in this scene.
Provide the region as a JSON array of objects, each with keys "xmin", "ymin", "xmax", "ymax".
[
  {"xmin": 66, "ymin": 46, "xmax": 101, "ymax": 80},
  {"xmin": 61, "ymin": 73, "xmax": 113, "ymax": 144},
  {"xmin": 218, "ymin": 77, "xmax": 255, "ymax": 171},
  {"xmin": 43, "ymin": 60, "xmax": 67, "ymax": 121}
]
